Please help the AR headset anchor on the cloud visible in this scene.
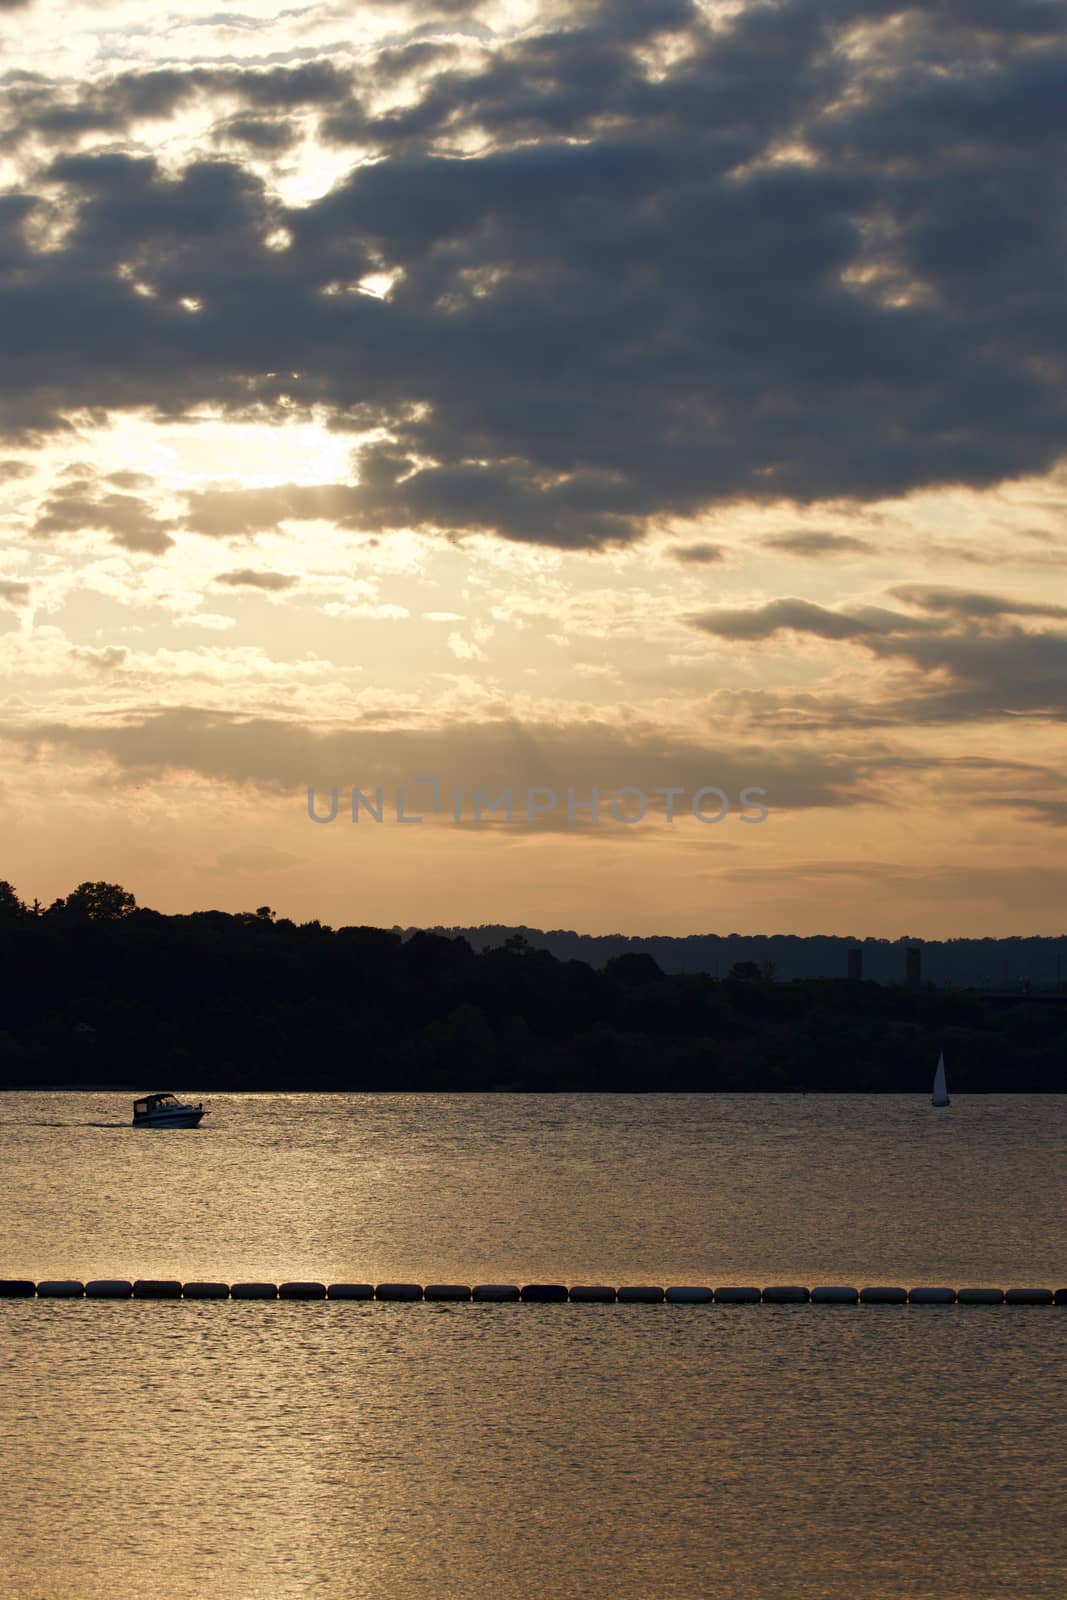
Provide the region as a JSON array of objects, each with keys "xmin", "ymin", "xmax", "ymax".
[
  {"xmin": 982, "ymin": 796, "xmax": 1067, "ymax": 828},
  {"xmin": 71, "ymin": 644, "xmax": 128, "ymax": 671},
  {"xmin": 0, "ymin": 703, "xmax": 885, "ymax": 818},
  {"xmin": 692, "ymin": 588, "xmax": 1067, "ymax": 723},
  {"xmin": 0, "ymin": 577, "xmax": 30, "ymax": 605},
  {"xmin": 1, "ymin": 1, "xmax": 1066, "ymax": 548},
  {"xmin": 0, "ymin": 61, "xmax": 353, "ymax": 156},
  {"xmin": 31, "ymin": 477, "xmax": 175, "ymax": 553},
  {"xmin": 762, "ymin": 530, "xmax": 875, "ymax": 558},
  {"xmin": 447, "ymin": 631, "xmax": 484, "ymax": 660},
  {"xmin": 669, "ymin": 542, "xmax": 724, "ymax": 564},
  {"xmin": 215, "ymin": 567, "xmax": 298, "ymax": 590},
  {"xmin": 889, "ymin": 584, "xmax": 1067, "ymax": 621},
  {"xmin": 183, "ymin": 484, "xmax": 356, "ymax": 538},
  {"xmin": 175, "ymin": 612, "xmax": 238, "ymax": 630},
  {"xmin": 690, "ymin": 597, "xmax": 887, "ymax": 641},
  {"xmin": 214, "ymin": 117, "xmax": 300, "ymax": 152}
]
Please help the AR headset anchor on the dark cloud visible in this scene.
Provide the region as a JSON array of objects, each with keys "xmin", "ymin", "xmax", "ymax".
[
  {"xmin": 863, "ymin": 627, "xmax": 1067, "ymax": 722},
  {"xmin": 889, "ymin": 584, "xmax": 1067, "ymax": 621},
  {"xmin": 691, "ymin": 597, "xmax": 887, "ymax": 641},
  {"xmin": 0, "ymin": 61, "xmax": 353, "ymax": 154},
  {"xmin": 669, "ymin": 542, "xmax": 724, "ymax": 564},
  {"xmin": 692, "ymin": 588, "xmax": 1067, "ymax": 723},
  {"xmin": 106, "ymin": 470, "xmax": 154, "ymax": 490},
  {"xmin": 184, "ymin": 483, "xmax": 358, "ymax": 537},
  {"xmin": 1, "ymin": 703, "xmax": 881, "ymax": 819},
  {"xmin": 0, "ymin": 577, "xmax": 30, "ymax": 604},
  {"xmin": 31, "ymin": 476, "xmax": 174, "ymax": 553},
  {"xmin": 182, "ymin": 469, "xmax": 641, "ymax": 548},
  {"xmin": 1, "ymin": 0, "xmax": 1066, "ymax": 546},
  {"xmin": 0, "ymin": 457, "xmax": 34, "ymax": 480},
  {"xmin": 14, "ymin": 700, "xmax": 1066, "ymax": 840},
  {"xmin": 982, "ymin": 796, "xmax": 1067, "ymax": 828},
  {"xmin": 215, "ymin": 567, "xmax": 298, "ymax": 589},
  {"xmin": 763, "ymin": 531, "xmax": 874, "ymax": 557},
  {"xmin": 215, "ymin": 117, "xmax": 299, "ymax": 152}
]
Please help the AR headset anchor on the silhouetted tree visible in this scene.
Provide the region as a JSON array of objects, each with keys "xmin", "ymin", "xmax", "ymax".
[
  {"xmin": 47, "ymin": 881, "xmax": 137, "ymax": 922},
  {"xmin": 728, "ymin": 960, "xmax": 762, "ymax": 981},
  {"xmin": 605, "ymin": 952, "xmax": 663, "ymax": 988},
  {"xmin": 0, "ymin": 881, "xmax": 27, "ymax": 921}
]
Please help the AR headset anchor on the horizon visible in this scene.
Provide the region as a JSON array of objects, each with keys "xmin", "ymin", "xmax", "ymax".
[{"xmin": 6, "ymin": 875, "xmax": 1067, "ymax": 948}]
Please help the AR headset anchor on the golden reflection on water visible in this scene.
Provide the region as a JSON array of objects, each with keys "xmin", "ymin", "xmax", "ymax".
[
  {"xmin": 3, "ymin": 1092, "xmax": 1067, "ymax": 1596},
  {"xmin": 2, "ymin": 1301, "xmax": 1067, "ymax": 1599},
  {"xmin": 2, "ymin": 1091, "xmax": 1066, "ymax": 1284}
]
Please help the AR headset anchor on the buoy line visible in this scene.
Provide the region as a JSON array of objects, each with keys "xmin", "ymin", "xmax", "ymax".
[{"xmin": 0, "ymin": 1280, "xmax": 1063, "ymax": 1304}]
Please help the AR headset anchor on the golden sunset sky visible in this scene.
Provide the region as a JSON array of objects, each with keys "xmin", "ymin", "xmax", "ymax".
[{"xmin": 1, "ymin": 0, "xmax": 1065, "ymax": 936}]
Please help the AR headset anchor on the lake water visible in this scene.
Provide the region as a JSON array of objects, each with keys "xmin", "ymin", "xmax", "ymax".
[{"xmin": 2, "ymin": 1092, "xmax": 1065, "ymax": 1598}]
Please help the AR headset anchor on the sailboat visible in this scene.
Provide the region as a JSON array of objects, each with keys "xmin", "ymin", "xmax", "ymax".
[{"xmin": 931, "ymin": 1052, "xmax": 950, "ymax": 1107}]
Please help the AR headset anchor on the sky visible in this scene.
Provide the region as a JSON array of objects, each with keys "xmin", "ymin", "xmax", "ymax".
[{"xmin": 1, "ymin": 0, "xmax": 1066, "ymax": 937}]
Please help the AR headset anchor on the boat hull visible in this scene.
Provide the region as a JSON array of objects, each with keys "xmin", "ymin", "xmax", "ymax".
[{"xmin": 132, "ymin": 1110, "xmax": 205, "ymax": 1128}]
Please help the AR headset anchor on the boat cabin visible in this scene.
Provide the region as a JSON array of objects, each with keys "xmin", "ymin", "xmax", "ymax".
[{"xmin": 134, "ymin": 1092, "xmax": 180, "ymax": 1118}]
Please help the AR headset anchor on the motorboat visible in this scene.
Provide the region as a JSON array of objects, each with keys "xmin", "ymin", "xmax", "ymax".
[{"xmin": 132, "ymin": 1091, "xmax": 206, "ymax": 1128}]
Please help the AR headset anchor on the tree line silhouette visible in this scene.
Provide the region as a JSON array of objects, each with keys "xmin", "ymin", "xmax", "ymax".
[{"xmin": 1, "ymin": 881, "xmax": 1064, "ymax": 1092}]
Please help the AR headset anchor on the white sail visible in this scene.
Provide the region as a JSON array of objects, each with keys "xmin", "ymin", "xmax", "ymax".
[{"xmin": 931, "ymin": 1052, "xmax": 949, "ymax": 1106}]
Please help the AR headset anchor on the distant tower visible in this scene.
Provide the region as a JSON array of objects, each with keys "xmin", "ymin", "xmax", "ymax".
[
  {"xmin": 906, "ymin": 945, "xmax": 922, "ymax": 988},
  {"xmin": 847, "ymin": 947, "xmax": 863, "ymax": 981}
]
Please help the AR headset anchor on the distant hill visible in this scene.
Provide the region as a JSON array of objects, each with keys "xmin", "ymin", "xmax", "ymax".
[{"xmin": 402, "ymin": 926, "xmax": 1067, "ymax": 990}]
